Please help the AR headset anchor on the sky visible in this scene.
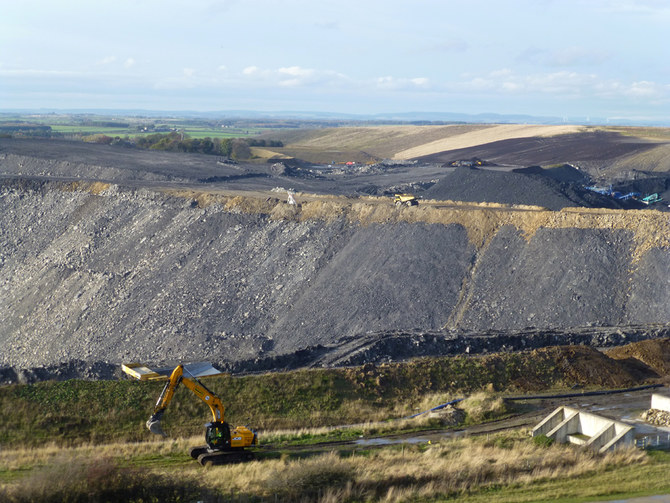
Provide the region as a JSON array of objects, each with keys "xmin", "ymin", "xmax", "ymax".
[{"xmin": 2, "ymin": 0, "xmax": 670, "ymax": 122}]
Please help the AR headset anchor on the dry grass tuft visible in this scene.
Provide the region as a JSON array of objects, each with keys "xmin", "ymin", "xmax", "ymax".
[
  {"xmin": 87, "ymin": 181, "xmax": 112, "ymax": 195},
  {"xmin": 215, "ymin": 432, "xmax": 645, "ymax": 502},
  {"xmin": 126, "ymin": 188, "xmax": 670, "ymax": 260},
  {"xmin": 0, "ymin": 453, "xmax": 200, "ymax": 503},
  {"xmin": 0, "ymin": 430, "xmax": 649, "ymax": 502},
  {"xmin": 460, "ymin": 391, "xmax": 508, "ymax": 423},
  {"xmin": 299, "ymin": 200, "xmax": 348, "ymax": 222}
]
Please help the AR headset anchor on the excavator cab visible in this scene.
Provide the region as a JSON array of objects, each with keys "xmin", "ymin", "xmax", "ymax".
[{"xmin": 205, "ymin": 421, "xmax": 231, "ymax": 450}]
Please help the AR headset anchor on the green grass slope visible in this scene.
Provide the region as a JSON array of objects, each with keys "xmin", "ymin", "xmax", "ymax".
[{"xmin": 0, "ymin": 344, "xmax": 657, "ymax": 449}]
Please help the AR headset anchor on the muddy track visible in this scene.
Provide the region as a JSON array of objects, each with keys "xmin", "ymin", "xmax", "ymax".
[{"xmin": 257, "ymin": 385, "xmax": 666, "ymax": 457}]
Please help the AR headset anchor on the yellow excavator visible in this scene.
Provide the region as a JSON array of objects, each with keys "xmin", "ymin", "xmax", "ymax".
[{"xmin": 122, "ymin": 362, "xmax": 257, "ymax": 466}]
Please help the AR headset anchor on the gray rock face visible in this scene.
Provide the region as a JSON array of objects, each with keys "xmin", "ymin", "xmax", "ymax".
[
  {"xmin": 0, "ymin": 181, "xmax": 475, "ymax": 370},
  {"xmin": 0, "ymin": 178, "xmax": 668, "ymax": 380},
  {"xmin": 625, "ymin": 248, "xmax": 670, "ymax": 324},
  {"xmin": 457, "ymin": 226, "xmax": 635, "ymax": 330}
]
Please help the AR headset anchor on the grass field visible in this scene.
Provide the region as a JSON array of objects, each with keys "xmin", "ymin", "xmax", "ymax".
[
  {"xmin": 0, "ymin": 342, "xmax": 669, "ymax": 501},
  {"xmin": 0, "ymin": 342, "xmax": 663, "ymax": 450},
  {"xmin": 48, "ymin": 124, "xmax": 268, "ymax": 139},
  {"xmin": 1, "ymin": 428, "xmax": 666, "ymax": 502},
  {"xmin": 1, "ymin": 113, "xmax": 276, "ymax": 140}
]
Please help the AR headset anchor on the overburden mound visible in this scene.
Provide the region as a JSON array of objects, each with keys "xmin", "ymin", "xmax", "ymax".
[
  {"xmin": 424, "ymin": 166, "xmax": 634, "ymax": 211},
  {"xmin": 1, "ymin": 178, "xmax": 669, "ymax": 378}
]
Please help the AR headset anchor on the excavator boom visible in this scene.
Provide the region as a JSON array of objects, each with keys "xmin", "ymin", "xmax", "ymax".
[{"xmin": 145, "ymin": 364, "xmax": 225, "ymax": 437}]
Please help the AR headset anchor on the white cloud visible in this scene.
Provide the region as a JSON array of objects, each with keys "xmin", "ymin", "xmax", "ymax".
[
  {"xmin": 124, "ymin": 58, "xmax": 135, "ymax": 69},
  {"xmin": 278, "ymin": 66, "xmax": 314, "ymax": 78},
  {"xmin": 96, "ymin": 56, "xmax": 117, "ymax": 65},
  {"xmin": 518, "ymin": 46, "xmax": 609, "ymax": 68},
  {"xmin": 183, "ymin": 68, "xmax": 196, "ymax": 78},
  {"xmin": 490, "ymin": 69, "xmax": 513, "ymax": 78},
  {"xmin": 626, "ymin": 81, "xmax": 663, "ymax": 98},
  {"xmin": 450, "ymin": 68, "xmax": 670, "ymax": 104},
  {"xmin": 376, "ymin": 76, "xmax": 431, "ymax": 90},
  {"xmin": 240, "ymin": 65, "xmax": 349, "ymax": 88},
  {"xmin": 278, "ymin": 66, "xmax": 316, "ymax": 87}
]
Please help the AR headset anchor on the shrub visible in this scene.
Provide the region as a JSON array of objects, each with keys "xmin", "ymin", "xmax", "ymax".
[
  {"xmin": 460, "ymin": 392, "xmax": 509, "ymax": 424},
  {"xmin": 532, "ymin": 434, "xmax": 555, "ymax": 448},
  {"xmin": 263, "ymin": 452, "xmax": 354, "ymax": 499}
]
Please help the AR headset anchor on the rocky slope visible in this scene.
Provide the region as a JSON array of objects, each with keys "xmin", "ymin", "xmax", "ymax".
[{"xmin": 1, "ymin": 176, "xmax": 669, "ymax": 379}]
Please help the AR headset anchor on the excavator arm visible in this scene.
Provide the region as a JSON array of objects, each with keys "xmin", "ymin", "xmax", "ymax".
[
  {"xmin": 146, "ymin": 364, "xmax": 225, "ymax": 437},
  {"xmin": 123, "ymin": 361, "xmax": 257, "ymax": 464}
]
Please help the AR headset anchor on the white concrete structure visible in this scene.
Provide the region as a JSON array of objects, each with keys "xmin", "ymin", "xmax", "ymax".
[
  {"xmin": 532, "ymin": 406, "xmax": 634, "ymax": 453},
  {"xmin": 650, "ymin": 393, "xmax": 670, "ymax": 413}
]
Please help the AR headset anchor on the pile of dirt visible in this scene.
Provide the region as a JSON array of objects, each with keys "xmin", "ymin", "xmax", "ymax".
[
  {"xmin": 1, "ymin": 138, "xmax": 669, "ymax": 380},
  {"xmin": 513, "ymin": 163, "xmax": 589, "ymax": 184},
  {"xmin": 423, "ymin": 166, "xmax": 633, "ymax": 210},
  {"xmin": 417, "ymin": 131, "xmax": 660, "ymax": 170},
  {"xmin": 537, "ymin": 345, "xmax": 645, "ymax": 388},
  {"xmin": 1, "ymin": 177, "xmax": 669, "ymax": 377},
  {"xmin": 606, "ymin": 338, "xmax": 670, "ymax": 376}
]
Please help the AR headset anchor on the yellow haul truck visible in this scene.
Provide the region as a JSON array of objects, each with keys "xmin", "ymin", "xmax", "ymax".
[
  {"xmin": 393, "ymin": 193, "xmax": 418, "ymax": 207},
  {"xmin": 122, "ymin": 362, "xmax": 257, "ymax": 466}
]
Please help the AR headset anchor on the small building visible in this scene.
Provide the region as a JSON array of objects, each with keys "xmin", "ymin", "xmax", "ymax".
[{"xmin": 532, "ymin": 406, "xmax": 634, "ymax": 453}]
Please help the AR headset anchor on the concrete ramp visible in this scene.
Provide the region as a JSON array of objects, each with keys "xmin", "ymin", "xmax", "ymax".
[{"xmin": 532, "ymin": 406, "xmax": 634, "ymax": 453}]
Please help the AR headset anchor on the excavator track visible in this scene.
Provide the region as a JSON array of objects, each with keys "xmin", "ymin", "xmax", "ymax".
[
  {"xmin": 197, "ymin": 449, "xmax": 255, "ymax": 466},
  {"xmin": 189, "ymin": 445, "xmax": 210, "ymax": 459}
]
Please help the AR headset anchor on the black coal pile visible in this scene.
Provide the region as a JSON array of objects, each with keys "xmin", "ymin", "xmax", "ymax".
[{"xmin": 424, "ymin": 166, "xmax": 635, "ymax": 210}]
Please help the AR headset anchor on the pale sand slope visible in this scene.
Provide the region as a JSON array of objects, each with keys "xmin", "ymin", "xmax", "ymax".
[{"xmin": 393, "ymin": 124, "xmax": 585, "ymax": 159}]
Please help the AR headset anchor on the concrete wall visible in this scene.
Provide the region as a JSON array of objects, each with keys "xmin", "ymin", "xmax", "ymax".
[
  {"xmin": 651, "ymin": 394, "xmax": 670, "ymax": 412},
  {"xmin": 532, "ymin": 407, "xmax": 568, "ymax": 437},
  {"xmin": 532, "ymin": 406, "xmax": 634, "ymax": 453}
]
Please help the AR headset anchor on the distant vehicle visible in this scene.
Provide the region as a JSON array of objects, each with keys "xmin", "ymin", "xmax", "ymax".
[
  {"xmin": 393, "ymin": 193, "xmax": 418, "ymax": 207},
  {"xmin": 642, "ymin": 193, "xmax": 662, "ymax": 205}
]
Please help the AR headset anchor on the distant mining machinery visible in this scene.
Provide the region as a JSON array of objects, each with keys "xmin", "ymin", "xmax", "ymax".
[{"xmin": 393, "ymin": 193, "xmax": 419, "ymax": 207}]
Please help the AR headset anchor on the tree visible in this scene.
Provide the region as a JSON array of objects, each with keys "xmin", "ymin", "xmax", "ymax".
[{"xmin": 231, "ymin": 139, "xmax": 251, "ymax": 160}]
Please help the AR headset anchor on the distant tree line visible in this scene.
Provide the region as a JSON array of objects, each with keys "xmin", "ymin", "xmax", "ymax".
[
  {"xmin": 82, "ymin": 120, "xmax": 130, "ymax": 128},
  {"xmin": 0, "ymin": 123, "xmax": 52, "ymax": 137},
  {"xmin": 133, "ymin": 132, "xmax": 282, "ymax": 159}
]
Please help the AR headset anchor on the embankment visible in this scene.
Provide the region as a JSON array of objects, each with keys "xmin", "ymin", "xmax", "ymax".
[{"xmin": 0, "ymin": 179, "xmax": 668, "ymax": 377}]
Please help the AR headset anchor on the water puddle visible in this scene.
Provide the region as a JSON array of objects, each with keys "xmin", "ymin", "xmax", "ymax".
[{"xmin": 355, "ymin": 430, "xmax": 464, "ymax": 446}]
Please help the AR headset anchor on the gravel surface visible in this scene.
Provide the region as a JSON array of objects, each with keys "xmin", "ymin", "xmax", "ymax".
[
  {"xmin": 0, "ymin": 139, "xmax": 669, "ymax": 380},
  {"xmin": 423, "ymin": 166, "xmax": 638, "ymax": 210},
  {"xmin": 457, "ymin": 226, "xmax": 636, "ymax": 330}
]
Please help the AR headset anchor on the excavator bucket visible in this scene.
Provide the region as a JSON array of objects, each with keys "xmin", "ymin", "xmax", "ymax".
[
  {"xmin": 146, "ymin": 411, "xmax": 167, "ymax": 437},
  {"xmin": 147, "ymin": 417, "xmax": 167, "ymax": 437}
]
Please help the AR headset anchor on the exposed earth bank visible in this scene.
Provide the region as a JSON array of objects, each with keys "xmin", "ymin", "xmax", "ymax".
[{"xmin": 1, "ymin": 175, "xmax": 668, "ymax": 381}]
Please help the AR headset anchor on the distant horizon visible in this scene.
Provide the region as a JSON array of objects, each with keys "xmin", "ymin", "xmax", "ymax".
[
  {"xmin": 3, "ymin": 1, "xmax": 669, "ymax": 124},
  {"xmin": 2, "ymin": 107, "xmax": 669, "ymax": 128}
]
